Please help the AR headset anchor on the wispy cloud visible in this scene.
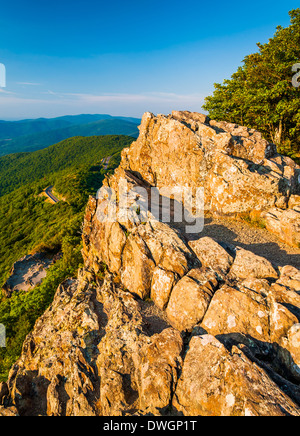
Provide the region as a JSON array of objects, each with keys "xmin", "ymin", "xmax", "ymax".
[
  {"xmin": 61, "ymin": 91, "xmax": 205, "ymax": 104},
  {"xmin": 16, "ymin": 82, "xmax": 42, "ymax": 86},
  {"xmin": 0, "ymin": 89, "xmax": 205, "ymax": 119},
  {"xmin": 0, "ymin": 88, "xmax": 16, "ymax": 95}
]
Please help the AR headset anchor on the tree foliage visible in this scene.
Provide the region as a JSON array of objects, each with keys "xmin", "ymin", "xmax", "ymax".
[{"xmin": 203, "ymin": 9, "xmax": 300, "ymax": 161}]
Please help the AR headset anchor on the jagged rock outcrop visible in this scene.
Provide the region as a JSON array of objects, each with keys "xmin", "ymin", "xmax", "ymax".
[
  {"xmin": 3, "ymin": 275, "xmax": 182, "ymax": 416},
  {"xmin": 108, "ymin": 111, "xmax": 300, "ymax": 246},
  {"xmin": 1, "ymin": 111, "xmax": 300, "ymax": 416}
]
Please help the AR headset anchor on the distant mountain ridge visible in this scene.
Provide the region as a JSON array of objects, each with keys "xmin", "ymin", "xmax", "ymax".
[
  {"xmin": 0, "ymin": 114, "xmax": 140, "ymax": 156},
  {"xmin": 0, "ymin": 134, "xmax": 134, "ymax": 197}
]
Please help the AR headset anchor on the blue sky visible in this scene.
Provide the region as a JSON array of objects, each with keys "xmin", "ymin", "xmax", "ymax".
[{"xmin": 0, "ymin": 0, "xmax": 299, "ymax": 119}]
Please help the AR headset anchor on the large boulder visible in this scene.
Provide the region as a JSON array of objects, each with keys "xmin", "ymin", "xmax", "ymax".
[
  {"xmin": 262, "ymin": 208, "xmax": 300, "ymax": 247},
  {"xmin": 201, "ymin": 282, "xmax": 270, "ymax": 341},
  {"xmin": 166, "ymin": 268, "xmax": 218, "ymax": 332},
  {"xmin": 277, "ymin": 265, "xmax": 300, "ymax": 290},
  {"xmin": 173, "ymin": 335, "xmax": 300, "ymax": 416},
  {"xmin": 229, "ymin": 247, "xmax": 278, "ymax": 280},
  {"xmin": 188, "ymin": 237, "xmax": 234, "ymax": 277}
]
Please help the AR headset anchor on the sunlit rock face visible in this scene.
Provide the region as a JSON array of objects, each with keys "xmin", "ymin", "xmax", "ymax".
[{"xmin": 1, "ymin": 111, "xmax": 300, "ymax": 416}]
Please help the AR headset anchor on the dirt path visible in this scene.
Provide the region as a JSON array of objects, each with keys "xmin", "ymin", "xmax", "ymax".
[
  {"xmin": 141, "ymin": 185, "xmax": 300, "ymax": 270},
  {"xmin": 195, "ymin": 214, "xmax": 300, "ymax": 270}
]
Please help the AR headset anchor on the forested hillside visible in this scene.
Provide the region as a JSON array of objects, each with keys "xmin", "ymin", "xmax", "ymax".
[
  {"xmin": 0, "ymin": 135, "xmax": 133, "ymax": 196},
  {"xmin": 0, "ymin": 134, "xmax": 132, "ymax": 380}
]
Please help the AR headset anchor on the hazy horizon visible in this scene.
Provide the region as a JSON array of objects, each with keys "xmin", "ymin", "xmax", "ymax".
[{"xmin": 0, "ymin": 113, "xmax": 142, "ymax": 122}]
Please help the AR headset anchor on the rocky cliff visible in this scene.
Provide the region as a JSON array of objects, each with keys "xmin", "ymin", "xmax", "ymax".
[{"xmin": 1, "ymin": 111, "xmax": 300, "ymax": 416}]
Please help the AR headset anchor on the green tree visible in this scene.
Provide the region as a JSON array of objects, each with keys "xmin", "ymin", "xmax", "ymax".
[{"xmin": 203, "ymin": 9, "xmax": 300, "ymax": 161}]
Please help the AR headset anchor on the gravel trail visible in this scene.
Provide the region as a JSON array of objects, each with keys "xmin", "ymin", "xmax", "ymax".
[{"xmin": 197, "ymin": 214, "xmax": 300, "ymax": 270}]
